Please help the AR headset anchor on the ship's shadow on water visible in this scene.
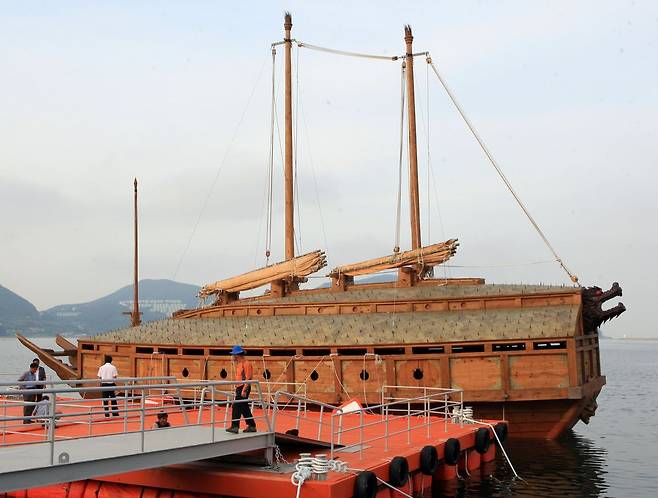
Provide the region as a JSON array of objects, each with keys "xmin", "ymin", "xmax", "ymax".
[{"xmin": 429, "ymin": 431, "xmax": 608, "ymax": 498}]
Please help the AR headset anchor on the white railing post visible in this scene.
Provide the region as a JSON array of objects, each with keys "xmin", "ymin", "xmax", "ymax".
[
  {"xmin": 176, "ymin": 387, "xmax": 189, "ymax": 425},
  {"xmin": 425, "ymin": 387, "xmax": 430, "ymax": 439},
  {"xmin": 140, "ymin": 388, "xmax": 145, "ymax": 453},
  {"xmin": 330, "ymin": 413, "xmax": 335, "ymax": 460},
  {"xmin": 271, "ymin": 391, "xmax": 280, "ymax": 431},
  {"xmin": 49, "ymin": 394, "xmax": 56, "ymax": 465},
  {"xmin": 210, "ymin": 385, "xmax": 216, "ymax": 442},
  {"xmin": 384, "ymin": 404, "xmax": 389, "ymax": 452},
  {"xmin": 224, "ymin": 391, "xmax": 232, "ymax": 429},
  {"xmin": 359, "ymin": 410, "xmax": 364, "ymax": 460},
  {"xmin": 123, "ymin": 386, "xmax": 129, "ymax": 433},
  {"xmin": 3, "ymin": 399, "xmax": 7, "ymax": 445},
  {"xmin": 317, "ymin": 405, "xmax": 324, "ymax": 440},
  {"xmin": 295, "ymin": 396, "xmax": 302, "ymax": 431},
  {"xmin": 337, "ymin": 412, "xmax": 343, "ymax": 446},
  {"xmin": 460, "ymin": 391, "xmax": 464, "ymax": 428},
  {"xmin": 407, "ymin": 401, "xmax": 411, "ymax": 445}
]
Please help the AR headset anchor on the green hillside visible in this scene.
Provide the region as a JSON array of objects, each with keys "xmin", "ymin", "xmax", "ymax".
[{"xmin": 0, "ymin": 280, "xmax": 200, "ymax": 336}]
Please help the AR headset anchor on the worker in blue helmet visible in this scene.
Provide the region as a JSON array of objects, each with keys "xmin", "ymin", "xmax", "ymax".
[{"xmin": 226, "ymin": 345, "xmax": 257, "ymax": 434}]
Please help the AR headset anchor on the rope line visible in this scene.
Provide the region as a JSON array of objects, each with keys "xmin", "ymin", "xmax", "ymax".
[
  {"xmin": 444, "ymin": 260, "xmax": 554, "ymax": 268},
  {"xmin": 297, "ymin": 41, "xmax": 400, "ymax": 61},
  {"xmin": 463, "ymin": 417, "xmax": 522, "ymax": 480},
  {"xmin": 425, "ymin": 55, "xmax": 579, "ymax": 284},
  {"xmin": 394, "ymin": 62, "xmax": 406, "ymax": 254},
  {"xmin": 426, "ymin": 59, "xmax": 431, "ymax": 243},
  {"xmin": 265, "ymin": 47, "xmax": 277, "ymax": 264},
  {"xmin": 294, "ymin": 44, "xmax": 303, "ymax": 254},
  {"xmin": 172, "ymin": 54, "xmax": 268, "ymax": 280},
  {"xmin": 299, "ymin": 97, "xmax": 332, "ymax": 261}
]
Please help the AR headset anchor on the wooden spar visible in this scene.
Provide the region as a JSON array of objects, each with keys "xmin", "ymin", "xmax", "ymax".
[
  {"xmin": 16, "ymin": 333, "xmax": 78, "ymax": 381},
  {"xmin": 329, "ymin": 239, "xmax": 458, "ymax": 277},
  {"xmin": 199, "ymin": 250, "xmax": 327, "ymax": 297},
  {"xmin": 132, "ymin": 179, "xmax": 141, "ymax": 326},
  {"xmin": 124, "ymin": 179, "xmax": 141, "ymax": 327},
  {"xmin": 284, "ymin": 12, "xmax": 295, "ymax": 261},
  {"xmin": 405, "ymin": 25, "xmax": 422, "ymax": 251}
]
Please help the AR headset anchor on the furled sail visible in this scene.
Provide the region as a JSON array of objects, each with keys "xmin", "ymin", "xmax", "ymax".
[
  {"xmin": 199, "ymin": 250, "xmax": 327, "ymax": 297},
  {"xmin": 329, "ymin": 239, "xmax": 458, "ymax": 277}
]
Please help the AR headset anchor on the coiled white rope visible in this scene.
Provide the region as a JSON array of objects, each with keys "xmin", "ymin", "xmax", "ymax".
[
  {"xmin": 292, "ymin": 453, "xmax": 413, "ymax": 498},
  {"xmin": 291, "ymin": 453, "xmax": 313, "ymax": 498}
]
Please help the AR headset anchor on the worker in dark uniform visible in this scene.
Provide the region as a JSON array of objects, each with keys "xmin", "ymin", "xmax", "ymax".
[
  {"xmin": 17, "ymin": 362, "xmax": 39, "ymax": 423},
  {"xmin": 33, "ymin": 358, "xmax": 46, "ymax": 402},
  {"xmin": 226, "ymin": 345, "xmax": 257, "ymax": 434}
]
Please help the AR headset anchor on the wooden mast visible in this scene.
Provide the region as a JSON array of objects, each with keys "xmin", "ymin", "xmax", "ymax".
[
  {"xmin": 269, "ymin": 11, "xmax": 298, "ymax": 298},
  {"xmin": 284, "ymin": 12, "xmax": 295, "ymax": 261},
  {"xmin": 125, "ymin": 178, "xmax": 141, "ymax": 327},
  {"xmin": 405, "ymin": 25, "xmax": 422, "ymax": 251}
]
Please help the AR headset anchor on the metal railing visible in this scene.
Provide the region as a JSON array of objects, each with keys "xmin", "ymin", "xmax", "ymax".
[
  {"xmin": 179, "ymin": 378, "xmax": 307, "ymax": 414},
  {"xmin": 0, "ymin": 376, "xmax": 273, "ymax": 464},
  {"xmin": 271, "ymin": 385, "xmax": 464, "ymax": 460}
]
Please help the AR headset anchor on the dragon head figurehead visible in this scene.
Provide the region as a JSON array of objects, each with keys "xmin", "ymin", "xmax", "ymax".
[{"xmin": 582, "ymin": 282, "xmax": 626, "ymax": 333}]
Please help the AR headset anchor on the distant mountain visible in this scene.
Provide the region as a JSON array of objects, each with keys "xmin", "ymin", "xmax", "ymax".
[
  {"xmin": 41, "ymin": 279, "xmax": 200, "ymax": 335},
  {"xmin": 0, "ymin": 279, "xmax": 200, "ymax": 337},
  {"xmin": 0, "ymin": 284, "xmax": 41, "ymax": 336},
  {"xmin": 0, "ymin": 284, "xmax": 39, "ymax": 319}
]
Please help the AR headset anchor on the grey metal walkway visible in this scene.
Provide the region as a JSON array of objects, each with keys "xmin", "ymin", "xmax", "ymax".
[{"xmin": 0, "ymin": 377, "xmax": 274, "ymax": 493}]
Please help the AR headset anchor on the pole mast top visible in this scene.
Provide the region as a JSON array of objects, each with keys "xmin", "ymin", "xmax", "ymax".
[
  {"xmin": 404, "ymin": 24, "xmax": 413, "ymax": 47},
  {"xmin": 403, "ymin": 24, "xmax": 422, "ymax": 252},
  {"xmin": 126, "ymin": 177, "xmax": 141, "ymax": 326},
  {"xmin": 283, "ymin": 11, "xmax": 295, "ymax": 262}
]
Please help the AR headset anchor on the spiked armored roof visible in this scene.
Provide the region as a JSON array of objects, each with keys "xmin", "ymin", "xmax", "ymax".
[
  {"xmin": 254, "ymin": 283, "xmax": 577, "ymax": 305},
  {"xmin": 89, "ymin": 306, "xmax": 579, "ymax": 347}
]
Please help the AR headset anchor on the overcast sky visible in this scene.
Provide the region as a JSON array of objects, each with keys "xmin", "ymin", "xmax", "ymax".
[{"xmin": 1, "ymin": 1, "xmax": 656, "ymax": 337}]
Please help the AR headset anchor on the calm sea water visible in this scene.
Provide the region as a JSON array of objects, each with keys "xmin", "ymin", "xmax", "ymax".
[{"xmin": 1, "ymin": 337, "xmax": 656, "ymax": 497}]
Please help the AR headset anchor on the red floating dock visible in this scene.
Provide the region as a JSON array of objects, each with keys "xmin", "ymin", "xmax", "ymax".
[{"xmin": 2, "ymin": 393, "xmax": 505, "ymax": 498}]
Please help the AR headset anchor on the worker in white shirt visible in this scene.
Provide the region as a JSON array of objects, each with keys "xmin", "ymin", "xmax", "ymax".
[{"xmin": 97, "ymin": 355, "xmax": 119, "ymax": 417}]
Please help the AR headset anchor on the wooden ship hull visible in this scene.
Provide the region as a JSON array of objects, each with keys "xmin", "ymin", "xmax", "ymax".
[
  {"xmin": 17, "ymin": 14, "xmax": 625, "ymax": 440},
  {"xmin": 20, "ymin": 278, "xmax": 620, "ymax": 439}
]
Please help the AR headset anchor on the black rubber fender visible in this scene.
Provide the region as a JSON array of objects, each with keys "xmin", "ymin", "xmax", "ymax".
[
  {"xmin": 443, "ymin": 438, "xmax": 460, "ymax": 465},
  {"xmin": 494, "ymin": 422, "xmax": 508, "ymax": 445},
  {"xmin": 389, "ymin": 456, "xmax": 410, "ymax": 487},
  {"xmin": 420, "ymin": 445, "xmax": 439, "ymax": 475},
  {"xmin": 354, "ymin": 470, "xmax": 377, "ymax": 498},
  {"xmin": 475, "ymin": 427, "xmax": 491, "ymax": 454},
  {"xmin": 285, "ymin": 428, "xmax": 299, "ymax": 437}
]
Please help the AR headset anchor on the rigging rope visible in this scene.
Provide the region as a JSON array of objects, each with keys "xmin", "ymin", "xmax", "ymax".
[
  {"xmin": 426, "ymin": 59, "xmax": 431, "ymax": 243},
  {"xmin": 425, "ymin": 55, "xmax": 580, "ymax": 284},
  {"xmin": 265, "ymin": 47, "xmax": 277, "ymax": 264},
  {"xmin": 297, "ymin": 41, "xmax": 400, "ymax": 61},
  {"xmin": 394, "ymin": 62, "xmax": 405, "ymax": 254},
  {"xmin": 299, "ymin": 94, "xmax": 332, "ymax": 262},
  {"xmin": 172, "ymin": 54, "xmax": 268, "ymax": 280},
  {"xmin": 294, "ymin": 44, "xmax": 303, "ymax": 254}
]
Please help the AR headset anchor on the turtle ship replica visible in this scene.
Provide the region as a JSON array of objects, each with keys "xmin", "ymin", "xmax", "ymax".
[{"xmin": 19, "ymin": 14, "xmax": 625, "ymax": 439}]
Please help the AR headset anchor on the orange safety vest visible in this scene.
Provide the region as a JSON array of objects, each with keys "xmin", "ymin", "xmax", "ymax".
[{"xmin": 235, "ymin": 360, "xmax": 253, "ymax": 389}]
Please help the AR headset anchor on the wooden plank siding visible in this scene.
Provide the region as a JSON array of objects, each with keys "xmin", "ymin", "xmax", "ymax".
[
  {"xmin": 174, "ymin": 291, "xmax": 581, "ymax": 320},
  {"xmin": 77, "ymin": 334, "xmax": 601, "ymax": 405}
]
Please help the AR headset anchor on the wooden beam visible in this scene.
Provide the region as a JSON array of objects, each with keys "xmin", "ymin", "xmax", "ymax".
[
  {"xmin": 404, "ymin": 25, "xmax": 421, "ymax": 250},
  {"xmin": 284, "ymin": 12, "xmax": 294, "ymax": 260}
]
